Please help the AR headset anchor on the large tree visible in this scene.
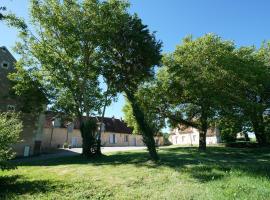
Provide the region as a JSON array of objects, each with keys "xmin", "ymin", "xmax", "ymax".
[
  {"xmin": 234, "ymin": 45, "xmax": 270, "ymax": 145},
  {"xmin": 100, "ymin": 13, "xmax": 162, "ymax": 160},
  {"xmin": 144, "ymin": 34, "xmax": 239, "ymax": 150},
  {"xmin": 4, "ymin": 0, "xmax": 128, "ymax": 157}
]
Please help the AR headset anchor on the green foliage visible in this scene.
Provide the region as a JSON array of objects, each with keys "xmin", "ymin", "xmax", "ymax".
[
  {"xmin": 0, "ymin": 112, "xmax": 22, "ymax": 170},
  {"xmin": 122, "ymin": 93, "xmax": 165, "ymax": 136},
  {"xmin": 122, "ymin": 100, "xmax": 140, "ymax": 134},
  {"xmin": 100, "ymin": 10, "xmax": 162, "ymax": 160},
  {"xmin": 4, "ymin": 0, "xmax": 130, "ymax": 156},
  {"xmin": 8, "ymin": 63, "xmax": 47, "ymax": 113},
  {"xmin": 232, "ymin": 44, "xmax": 270, "ymax": 145},
  {"xmin": 149, "ymin": 34, "xmax": 239, "ymax": 150},
  {"xmin": 218, "ymin": 118, "xmax": 239, "ymax": 143}
]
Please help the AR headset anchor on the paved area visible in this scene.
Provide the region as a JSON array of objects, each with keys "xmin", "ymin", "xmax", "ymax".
[
  {"xmin": 13, "ymin": 146, "xmax": 146, "ymax": 162},
  {"xmin": 69, "ymin": 146, "xmax": 146, "ymax": 154}
]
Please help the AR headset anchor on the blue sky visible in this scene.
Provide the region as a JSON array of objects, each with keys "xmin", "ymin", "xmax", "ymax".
[{"xmin": 1, "ymin": 0, "xmax": 270, "ymax": 119}]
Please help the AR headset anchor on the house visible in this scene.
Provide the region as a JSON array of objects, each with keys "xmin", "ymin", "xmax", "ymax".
[
  {"xmin": 169, "ymin": 125, "xmax": 221, "ymax": 145},
  {"xmin": 0, "ymin": 46, "xmax": 45, "ymax": 157},
  {"xmin": 41, "ymin": 113, "xmax": 164, "ymax": 149}
]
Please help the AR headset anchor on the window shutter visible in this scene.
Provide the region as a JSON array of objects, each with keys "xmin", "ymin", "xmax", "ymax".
[
  {"xmin": 115, "ymin": 134, "xmax": 117, "ymax": 143},
  {"xmin": 109, "ymin": 134, "xmax": 113, "ymax": 143}
]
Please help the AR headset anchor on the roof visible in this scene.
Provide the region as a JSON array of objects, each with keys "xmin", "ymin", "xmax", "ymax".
[{"xmin": 44, "ymin": 112, "xmax": 133, "ymax": 134}]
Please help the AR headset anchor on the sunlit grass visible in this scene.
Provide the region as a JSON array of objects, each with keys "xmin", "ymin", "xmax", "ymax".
[{"xmin": 1, "ymin": 146, "xmax": 270, "ymax": 200}]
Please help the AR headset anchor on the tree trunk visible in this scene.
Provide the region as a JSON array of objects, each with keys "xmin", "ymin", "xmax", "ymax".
[
  {"xmin": 80, "ymin": 118, "xmax": 98, "ymax": 157},
  {"xmin": 243, "ymin": 131, "xmax": 250, "ymax": 142},
  {"xmin": 251, "ymin": 114, "xmax": 268, "ymax": 146},
  {"xmin": 199, "ymin": 107, "xmax": 208, "ymax": 151},
  {"xmin": 125, "ymin": 90, "xmax": 159, "ymax": 161},
  {"xmin": 96, "ymin": 96, "xmax": 108, "ymax": 156}
]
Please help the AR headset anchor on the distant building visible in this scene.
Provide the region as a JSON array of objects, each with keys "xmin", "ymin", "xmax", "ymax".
[
  {"xmin": 169, "ymin": 125, "xmax": 221, "ymax": 145},
  {"xmin": 0, "ymin": 46, "xmax": 45, "ymax": 157},
  {"xmin": 42, "ymin": 112, "xmax": 164, "ymax": 149}
]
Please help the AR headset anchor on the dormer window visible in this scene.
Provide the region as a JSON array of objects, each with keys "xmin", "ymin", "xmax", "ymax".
[
  {"xmin": 7, "ymin": 105, "xmax": 16, "ymax": 112},
  {"xmin": 1, "ymin": 61, "xmax": 9, "ymax": 69}
]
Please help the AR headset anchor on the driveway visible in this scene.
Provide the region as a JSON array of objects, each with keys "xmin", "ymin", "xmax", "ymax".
[{"xmin": 13, "ymin": 146, "xmax": 146, "ymax": 162}]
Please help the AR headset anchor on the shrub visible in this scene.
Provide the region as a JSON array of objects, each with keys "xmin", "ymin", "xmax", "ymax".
[
  {"xmin": 63, "ymin": 142, "xmax": 69, "ymax": 149},
  {"xmin": 0, "ymin": 112, "xmax": 22, "ymax": 170}
]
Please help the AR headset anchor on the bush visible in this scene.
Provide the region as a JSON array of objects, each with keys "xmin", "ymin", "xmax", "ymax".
[
  {"xmin": 220, "ymin": 130, "xmax": 237, "ymax": 143},
  {"xmin": 63, "ymin": 142, "xmax": 69, "ymax": 149},
  {"xmin": 0, "ymin": 112, "xmax": 22, "ymax": 170}
]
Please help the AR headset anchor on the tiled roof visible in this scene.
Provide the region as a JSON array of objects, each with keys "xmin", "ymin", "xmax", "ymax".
[{"xmin": 44, "ymin": 111, "xmax": 133, "ymax": 134}]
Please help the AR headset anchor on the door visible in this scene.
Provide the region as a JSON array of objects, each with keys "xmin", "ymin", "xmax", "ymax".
[
  {"xmin": 71, "ymin": 137, "xmax": 78, "ymax": 147},
  {"xmin": 132, "ymin": 138, "xmax": 136, "ymax": 146},
  {"xmin": 33, "ymin": 140, "xmax": 42, "ymax": 155}
]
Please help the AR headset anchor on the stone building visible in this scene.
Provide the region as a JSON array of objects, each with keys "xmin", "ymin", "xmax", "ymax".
[
  {"xmin": 0, "ymin": 46, "xmax": 44, "ymax": 157},
  {"xmin": 42, "ymin": 113, "xmax": 164, "ymax": 149}
]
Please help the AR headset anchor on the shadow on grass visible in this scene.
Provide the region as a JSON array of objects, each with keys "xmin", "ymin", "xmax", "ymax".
[
  {"xmin": 13, "ymin": 146, "xmax": 270, "ymax": 183},
  {"xmin": 0, "ymin": 175, "xmax": 61, "ymax": 199}
]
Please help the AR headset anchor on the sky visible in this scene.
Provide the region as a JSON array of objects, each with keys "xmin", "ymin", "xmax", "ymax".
[{"xmin": 1, "ymin": 0, "xmax": 270, "ymax": 120}]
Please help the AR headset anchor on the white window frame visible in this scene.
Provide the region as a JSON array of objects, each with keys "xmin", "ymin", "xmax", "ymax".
[
  {"xmin": 7, "ymin": 105, "xmax": 16, "ymax": 112},
  {"xmin": 193, "ymin": 135, "xmax": 196, "ymax": 142}
]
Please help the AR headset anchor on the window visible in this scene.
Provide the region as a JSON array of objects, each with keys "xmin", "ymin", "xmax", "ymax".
[
  {"xmin": 7, "ymin": 105, "xmax": 16, "ymax": 112},
  {"xmin": 1, "ymin": 61, "xmax": 9, "ymax": 69},
  {"xmin": 193, "ymin": 135, "xmax": 196, "ymax": 142},
  {"xmin": 109, "ymin": 134, "xmax": 117, "ymax": 144},
  {"xmin": 124, "ymin": 135, "xmax": 129, "ymax": 142},
  {"xmin": 1, "ymin": 47, "xmax": 7, "ymax": 53},
  {"xmin": 182, "ymin": 136, "xmax": 185, "ymax": 142}
]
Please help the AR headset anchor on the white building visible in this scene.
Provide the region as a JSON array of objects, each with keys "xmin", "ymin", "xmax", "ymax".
[{"xmin": 169, "ymin": 126, "xmax": 221, "ymax": 145}]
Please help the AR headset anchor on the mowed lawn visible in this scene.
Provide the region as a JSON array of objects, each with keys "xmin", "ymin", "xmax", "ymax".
[{"xmin": 1, "ymin": 146, "xmax": 270, "ymax": 200}]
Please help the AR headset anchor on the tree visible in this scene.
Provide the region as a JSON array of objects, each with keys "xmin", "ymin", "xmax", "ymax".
[
  {"xmin": 4, "ymin": 0, "xmax": 127, "ymax": 157},
  {"xmin": 122, "ymin": 91, "xmax": 165, "ymax": 136},
  {"xmin": 233, "ymin": 45, "xmax": 270, "ymax": 145},
  {"xmin": 145, "ymin": 34, "xmax": 239, "ymax": 150},
  {"xmin": 0, "ymin": 112, "xmax": 22, "ymax": 170},
  {"xmin": 100, "ymin": 13, "xmax": 162, "ymax": 161}
]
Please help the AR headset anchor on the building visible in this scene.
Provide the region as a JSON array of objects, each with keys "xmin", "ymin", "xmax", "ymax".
[
  {"xmin": 42, "ymin": 113, "xmax": 164, "ymax": 149},
  {"xmin": 169, "ymin": 126, "xmax": 221, "ymax": 145},
  {"xmin": 0, "ymin": 46, "xmax": 45, "ymax": 157}
]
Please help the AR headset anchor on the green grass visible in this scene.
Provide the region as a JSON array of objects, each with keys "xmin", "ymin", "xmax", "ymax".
[{"xmin": 1, "ymin": 146, "xmax": 270, "ymax": 200}]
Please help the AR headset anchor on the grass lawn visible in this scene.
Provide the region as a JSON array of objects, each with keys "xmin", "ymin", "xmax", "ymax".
[{"xmin": 1, "ymin": 146, "xmax": 270, "ymax": 200}]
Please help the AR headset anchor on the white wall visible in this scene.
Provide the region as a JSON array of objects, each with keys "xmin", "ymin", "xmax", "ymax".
[{"xmin": 169, "ymin": 130, "xmax": 221, "ymax": 145}]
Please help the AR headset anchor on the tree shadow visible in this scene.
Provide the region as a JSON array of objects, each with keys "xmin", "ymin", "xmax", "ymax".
[
  {"xmin": 0, "ymin": 174, "xmax": 64, "ymax": 199},
  {"xmin": 14, "ymin": 146, "xmax": 270, "ymax": 183}
]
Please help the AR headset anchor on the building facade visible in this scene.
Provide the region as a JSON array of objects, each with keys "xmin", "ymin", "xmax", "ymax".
[
  {"xmin": 0, "ymin": 46, "xmax": 45, "ymax": 157},
  {"xmin": 42, "ymin": 114, "xmax": 164, "ymax": 150},
  {"xmin": 169, "ymin": 126, "xmax": 221, "ymax": 145}
]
